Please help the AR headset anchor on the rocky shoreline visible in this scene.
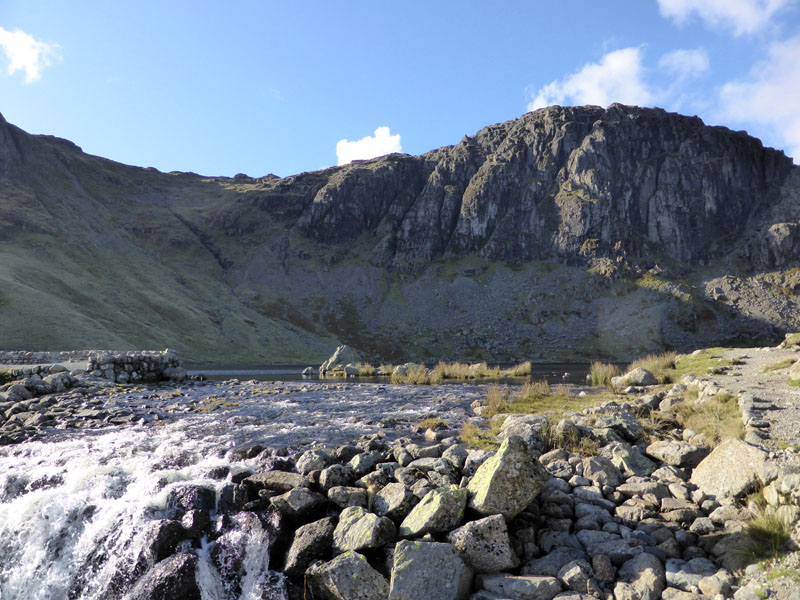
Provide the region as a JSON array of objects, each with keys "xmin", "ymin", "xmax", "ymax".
[{"xmin": 1, "ymin": 346, "xmax": 800, "ymax": 599}]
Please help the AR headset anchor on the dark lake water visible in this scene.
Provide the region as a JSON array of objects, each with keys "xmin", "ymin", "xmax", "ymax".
[{"xmin": 187, "ymin": 362, "xmax": 592, "ymax": 385}]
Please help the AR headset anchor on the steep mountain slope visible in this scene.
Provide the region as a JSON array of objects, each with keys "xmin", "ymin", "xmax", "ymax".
[{"xmin": 1, "ymin": 105, "xmax": 798, "ymax": 363}]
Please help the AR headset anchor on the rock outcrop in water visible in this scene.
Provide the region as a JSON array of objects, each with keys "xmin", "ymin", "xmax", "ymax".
[{"xmin": 0, "ymin": 106, "xmax": 798, "ymax": 362}]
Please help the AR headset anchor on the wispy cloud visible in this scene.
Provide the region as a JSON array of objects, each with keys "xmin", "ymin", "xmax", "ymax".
[
  {"xmin": 336, "ymin": 126, "xmax": 402, "ymax": 166},
  {"xmin": 656, "ymin": 0, "xmax": 795, "ymax": 36},
  {"xmin": 658, "ymin": 48, "xmax": 710, "ymax": 80},
  {"xmin": 0, "ymin": 26, "xmax": 60, "ymax": 83},
  {"xmin": 718, "ymin": 33, "xmax": 800, "ymax": 160}
]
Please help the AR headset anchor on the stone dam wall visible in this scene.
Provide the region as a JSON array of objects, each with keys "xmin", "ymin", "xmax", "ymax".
[{"xmin": 1, "ymin": 349, "xmax": 186, "ymax": 383}]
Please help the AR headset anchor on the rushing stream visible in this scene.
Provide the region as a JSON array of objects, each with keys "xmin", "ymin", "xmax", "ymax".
[{"xmin": 0, "ymin": 380, "xmax": 485, "ymax": 599}]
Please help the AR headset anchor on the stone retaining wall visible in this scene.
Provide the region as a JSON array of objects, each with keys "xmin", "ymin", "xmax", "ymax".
[
  {"xmin": 86, "ymin": 350, "xmax": 186, "ymax": 383},
  {"xmin": 0, "ymin": 350, "xmax": 93, "ymax": 365}
]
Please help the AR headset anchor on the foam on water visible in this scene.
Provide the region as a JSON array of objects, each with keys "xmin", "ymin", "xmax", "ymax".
[{"xmin": 0, "ymin": 420, "xmax": 285, "ymax": 600}]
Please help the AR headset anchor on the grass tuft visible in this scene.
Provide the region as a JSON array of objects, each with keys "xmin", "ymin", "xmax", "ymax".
[
  {"xmin": 761, "ymin": 358, "xmax": 796, "ymax": 373},
  {"xmin": 730, "ymin": 507, "xmax": 793, "ymax": 568},
  {"xmin": 0, "ymin": 369, "xmax": 14, "ymax": 386},
  {"xmin": 590, "ymin": 362, "xmax": 619, "ymax": 387},
  {"xmin": 355, "ymin": 362, "xmax": 376, "ymax": 376},
  {"xmin": 415, "ymin": 417, "xmax": 449, "ymax": 431},
  {"xmin": 672, "ymin": 391, "xmax": 744, "ymax": 447}
]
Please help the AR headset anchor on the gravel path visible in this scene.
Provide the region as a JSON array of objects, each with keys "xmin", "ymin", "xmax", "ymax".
[{"xmin": 711, "ymin": 346, "xmax": 800, "ymax": 449}]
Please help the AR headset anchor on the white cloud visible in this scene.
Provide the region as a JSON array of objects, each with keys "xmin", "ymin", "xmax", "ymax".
[
  {"xmin": 0, "ymin": 26, "xmax": 60, "ymax": 83},
  {"xmin": 719, "ymin": 33, "xmax": 800, "ymax": 160},
  {"xmin": 656, "ymin": 0, "xmax": 795, "ymax": 35},
  {"xmin": 658, "ymin": 48, "xmax": 710, "ymax": 80},
  {"xmin": 528, "ymin": 47, "xmax": 655, "ymax": 111},
  {"xmin": 336, "ymin": 126, "xmax": 402, "ymax": 166}
]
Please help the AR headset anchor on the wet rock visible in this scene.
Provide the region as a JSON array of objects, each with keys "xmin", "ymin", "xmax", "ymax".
[
  {"xmin": 145, "ymin": 519, "xmax": 185, "ymax": 563},
  {"xmin": 127, "ymin": 553, "xmax": 200, "ymax": 600},
  {"xmin": 467, "ymin": 436, "xmax": 550, "ymax": 519},
  {"xmin": 181, "ymin": 509, "xmax": 210, "ymax": 539},
  {"xmin": 306, "ymin": 550, "xmax": 388, "ymax": 600},
  {"xmin": 690, "ymin": 439, "xmax": 769, "ymax": 498},
  {"xmin": 399, "ymin": 485, "xmax": 467, "ymax": 538},
  {"xmin": 389, "ymin": 540, "xmax": 472, "ymax": 600},
  {"xmin": 476, "ymin": 574, "xmax": 562, "ymax": 600},
  {"xmin": 333, "ymin": 506, "xmax": 396, "ymax": 552},
  {"xmin": 284, "ymin": 517, "xmax": 337, "ymax": 577},
  {"xmin": 167, "ymin": 485, "xmax": 216, "ymax": 513},
  {"xmin": 448, "ymin": 514, "xmax": 518, "ymax": 573}
]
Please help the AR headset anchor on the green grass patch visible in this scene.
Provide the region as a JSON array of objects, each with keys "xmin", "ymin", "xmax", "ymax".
[
  {"xmin": 672, "ymin": 391, "xmax": 743, "ymax": 447},
  {"xmin": 590, "ymin": 361, "xmax": 619, "ymax": 387},
  {"xmin": 762, "ymin": 358, "xmax": 796, "ymax": 373},
  {"xmin": 731, "ymin": 508, "xmax": 793, "ymax": 568},
  {"xmin": 767, "ymin": 567, "xmax": 800, "ymax": 584},
  {"xmin": 788, "ymin": 378, "xmax": 800, "ymax": 387},
  {"xmin": 389, "ymin": 360, "xmax": 531, "ymax": 384}
]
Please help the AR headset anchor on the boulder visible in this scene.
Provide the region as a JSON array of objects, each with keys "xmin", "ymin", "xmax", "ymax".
[
  {"xmin": 603, "ymin": 442, "xmax": 657, "ymax": 477},
  {"xmin": 613, "ymin": 552, "xmax": 665, "ymax": 600},
  {"xmin": 269, "ymin": 487, "xmax": 326, "ymax": 520},
  {"xmin": 284, "ymin": 517, "xmax": 337, "ymax": 577},
  {"xmin": 306, "ymin": 551, "xmax": 388, "ymax": 600},
  {"xmin": 476, "ymin": 574, "xmax": 562, "ymax": 600},
  {"xmin": 389, "ymin": 540, "xmax": 472, "ymax": 600},
  {"xmin": 244, "ymin": 471, "xmax": 309, "ymax": 493},
  {"xmin": 373, "ymin": 482, "xmax": 418, "ymax": 522},
  {"xmin": 645, "ymin": 440, "xmax": 708, "ymax": 468},
  {"xmin": 612, "ymin": 368, "xmax": 657, "ymax": 388},
  {"xmin": 296, "ymin": 449, "xmax": 332, "ymax": 474},
  {"xmin": 789, "ymin": 359, "xmax": 800, "ymax": 382},
  {"xmin": 399, "ymin": 485, "xmax": 467, "ymax": 537},
  {"xmin": 498, "ymin": 414, "xmax": 550, "ymax": 454},
  {"xmin": 333, "ymin": 506, "xmax": 396, "ymax": 552},
  {"xmin": 320, "ymin": 345, "xmax": 362, "ymax": 374},
  {"xmin": 582, "ymin": 456, "xmax": 622, "ymax": 487},
  {"xmin": 127, "ymin": 553, "xmax": 200, "ymax": 600},
  {"xmin": 467, "ymin": 435, "xmax": 550, "ymax": 519},
  {"xmin": 447, "ymin": 514, "xmax": 518, "ymax": 573},
  {"xmin": 690, "ymin": 439, "xmax": 769, "ymax": 498}
]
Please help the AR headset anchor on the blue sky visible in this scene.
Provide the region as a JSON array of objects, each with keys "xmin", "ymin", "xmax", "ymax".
[{"xmin": 1, "ymin": 1, "xmax": 799, "ymax": 177}]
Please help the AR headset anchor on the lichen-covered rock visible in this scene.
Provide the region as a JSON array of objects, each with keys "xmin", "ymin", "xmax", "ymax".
[
  {"xmin": 284, "ymin": 517, "xmax": 337, "ymax": 577},
  {"xmin": 447, "ymin": 514, "xmax": 518, "ymax": 573},
  {"xmin": 498, "ymin": 414, "xmax": 550, "ymax": 454},
  {"xmin": 243, "ymin": 471, "xmax": 309, "ymax": 493},
  {"xmin": 269, "ymin": 487, "xmax": 326, "ymax": 520},
  {"xmin": 467, "ymin": 436, "xmax": 550, "ymax": 519},
  {"xmin": 603, "ymin": 442, "xmax": 657, "ymax": 477},
  {"xmin": 296, "ymin": 449, "xmax": 332, "ymax": 474},
  {"xmin": 333, "ymin": 506, "xmax": 396, "ymax": 552},
  {"xmin": 690, "ymin": 439, "xmax": 769, "ymax": 498},
  {"xmin": 399, "ymin": 485, "xmax": 467, "ymax": 537},
  {"xmin": 613, "ymin": 552, "xmax": 665, "ymax": 600},
  {"xmin": 389, "ymin": 540, "xmax": 472, "ymax": 600},
  {"xmin": 306, "ymin": 551, "xmax": 388, "ymax": 600}
]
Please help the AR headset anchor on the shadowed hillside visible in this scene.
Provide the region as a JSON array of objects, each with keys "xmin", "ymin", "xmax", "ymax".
[{"xmin": 1, "ymin": 105, "xmax": 798, "ymax": 363}]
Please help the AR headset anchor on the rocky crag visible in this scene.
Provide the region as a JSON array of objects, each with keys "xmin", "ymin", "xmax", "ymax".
[{"xmin": 1, "ymin": 105, "xmax": 798, "ymax": 363}]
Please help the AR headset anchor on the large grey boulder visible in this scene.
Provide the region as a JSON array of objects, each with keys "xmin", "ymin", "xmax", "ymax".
[
  {"xmin": 613, "ymin": 552, "xmax": 665, "ymax": 600},
  {"xmin": 447, "ymin": 514, "xmax": 518, "ymax": 573},
  {"xmin": 373, "ymin": 482, "xmax": 418, "ymax": 522},
  {"xmin": 602, "ymin": 442, "xmax": 657, "ymax": 477},
  {"xmin": 476, "ymin": 574, "xmax": 562, "ymax": 600},
  {"xmin": 582, "ymin": 456, "xmax": 622, "ymax": 487},
  {"xmin": 467, "ymin": 435, "xmax": 550, "ymax": 519},
  {"xmin": 334, "ymin": 506, "xmax": 396, "ymax": 552},
  {"xmin": 284, "ymin": 517, "xmax": 337, "ymax": 577},
  {"xmin": 306, "ymin": 551, "xmax": 389, "ymax": 600},
  {"xmin": 498, "ymin": 414, "xmax": 550, "ymax": 454},
  {"xmin": 320, "ymin": 345, "xmax": 362, "ymax": 374},
  {"xmin": 389, "ymin": 540, "xmax": 472, "ymax": 600},
  {"xmin": 690, "ymin": 439, "xmax": 769, "ymax": 498},
  {"xmin": 269, "ymin": 487, "xmax": 326, "ymax": 520},
  {"xmin": 612, "ymin": 367, "xmax": 657, "ymax": 388},
  {"xmin": 789, "ymin": 359, "xmax": 800, "ymax": 382},
  {"xmin": 127, "ymin": 553, "xmax": 201, "ymax": 600},
  {"xmin": 399, "ymin": 485, "xmax": 467, "ymax": 537},
  {"xmin": 646, "ymin": 440, "xmax": 708, "ymax": 468}
]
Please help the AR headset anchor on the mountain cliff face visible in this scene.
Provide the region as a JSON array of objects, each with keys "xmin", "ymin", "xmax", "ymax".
[{"xmin": 0, "ymin": 105, "xmax": 798, "ymax": 363}]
